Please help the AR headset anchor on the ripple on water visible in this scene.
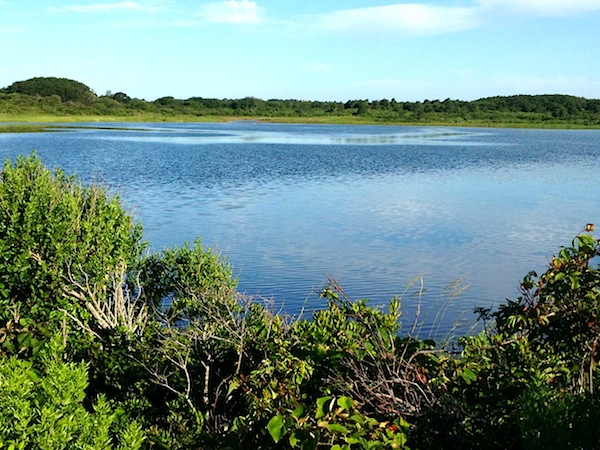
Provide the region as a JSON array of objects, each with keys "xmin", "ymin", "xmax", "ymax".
[{"xmin": 2, "ymin": 124, "xmax": 600, "ymax": 341}]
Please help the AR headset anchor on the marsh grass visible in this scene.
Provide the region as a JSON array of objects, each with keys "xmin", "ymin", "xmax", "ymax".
[
  {"xmin": 0, "ymin": 123, "xmax": 52, "ymax": 133},
  {"xmin": 297, "ymin": 275, "xmax": 478, "ymax": 346},
  {"xmin": 398, "ymin": 276, "xmax": 478, "ymax": 346},
  {"xmin": 2, "ymin": 112, "xmax": 600, "ymax": 129}
]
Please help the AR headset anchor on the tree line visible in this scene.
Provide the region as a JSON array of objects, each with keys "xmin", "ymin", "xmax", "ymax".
[{"xmin": 2, "ymin": 76, "xmax": 600, "ymax": 126}]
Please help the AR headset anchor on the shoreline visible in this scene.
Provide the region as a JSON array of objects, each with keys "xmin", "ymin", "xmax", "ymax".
[{"xmin": 2, "ymin": 113, "xmax": 600, "ymax": 133}]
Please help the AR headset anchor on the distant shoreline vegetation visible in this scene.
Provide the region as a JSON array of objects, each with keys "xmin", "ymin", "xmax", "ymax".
[{"xmin": 1, "ymin": 76, "xmax": 600, "ymax": 129}]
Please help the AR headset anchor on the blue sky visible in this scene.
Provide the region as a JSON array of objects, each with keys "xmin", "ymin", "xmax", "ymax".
[{"xmin": 2, "ymin": 0, "xmax": 600, "ymax": 102}]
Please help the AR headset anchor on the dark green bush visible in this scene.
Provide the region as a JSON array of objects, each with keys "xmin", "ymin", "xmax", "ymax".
[{"xmin": 2, "ymin": 77, "xmax": 97, "ymax": 104}]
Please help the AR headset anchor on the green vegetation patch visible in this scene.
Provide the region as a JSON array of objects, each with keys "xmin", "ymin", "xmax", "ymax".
[
  {"xmin": 2, "ymin": 153, "xmax": 600, "ymax": 448},
  {"xmin": 2, "ymin": 76, "xmax": 600, "ymax": 128},
  {"xmin": 0, "ymin": 123, "xmax": 53, "ymax": 133}
]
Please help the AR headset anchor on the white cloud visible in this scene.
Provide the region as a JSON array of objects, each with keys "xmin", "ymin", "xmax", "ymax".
[
  {"xmin": 199, "ymin": 0, "xmax": 263, "ymax": 25},
  {"xmin": 48, "ymin": 2, "xmax": 161, "ymax": 14},
  {"xmin": 317, "ymin": 4, "xmax": 480, "ymax": 37},
  {"xmin": 479, "ymin": 0, "xmax": 600, "ymax": 17},
  {"xmin": 315, "ymin": 0, "xmax": 600, "ymax": 38}
]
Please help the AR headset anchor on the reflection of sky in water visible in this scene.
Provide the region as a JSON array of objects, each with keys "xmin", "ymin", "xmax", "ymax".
[
  {"xmin": 2, "ymin": 123, "xmax": 600, "ymax": 339},
  {"xmin": 91, "ymin": 126, "xmax": 485, "ymax": 146}
]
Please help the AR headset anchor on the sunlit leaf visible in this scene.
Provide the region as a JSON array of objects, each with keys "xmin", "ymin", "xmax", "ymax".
[
  {"xmin": 267, "ymin": 414, "xmax": 285, "ymax": 443},
  {"xmin": 337, "ymin": 396, "xmax": 353, "ymax": 411},
  {"xmin": 326, "ymin": 423, "xmax": 349, "ymax": 434}
]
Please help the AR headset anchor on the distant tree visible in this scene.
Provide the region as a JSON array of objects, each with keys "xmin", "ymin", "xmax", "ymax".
[
  {"xmin": 238, "ymin": 96, "xmax": 261, "ymax": 110},
  {"xmin": 2, "ymin": 77, "xmax": 97, "ymax": 104},
  {"xmin": 411, "ymin": 102, "xmax": 425, "ymax": 120},
  {"xmin": 586, "ymin": 100, "xmax": 600, "ymax": 113},
  {"xmin": 154, "ymin": 96, "xmax": 179, "ymax": 108},
  {"xmin": 442, "ymin": 98, "xmax": 457, "ymax": 114},
  {"xmin": 344, "ymin": 100, "xmax": 358, "ymax": 110},
  {"xmin": 111, "ymin": 92, "xmax": 132, "ymax": 104},
  {"xmin": 356, "ymin": 101, "xmax": 368, "ymax": 116},
  {"xmin": 379, "ymin": 98, "xmax": 390, "ymax": 109}
]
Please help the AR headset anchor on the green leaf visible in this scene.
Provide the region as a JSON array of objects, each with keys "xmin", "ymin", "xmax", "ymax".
[
  {"xmin": 292, "ymin": 405, "xmax": 305, "ymax": 419},
  {"xmin": 316, "ymin": 396, "xmax": 332, "ymax": 419},
  {"xmin": 267, "ymin": 414, "xmax": 285, "ymax": 443},
  {"xmin": 327, "ymin": 423, "xmax": 349, "ymax": 434},
  {"xmin": 18, "ymin": 317, "xmax": 33, "ymax": 327},
  {"xmin": 337, "ymin": 396, "xmax": 353, "ymax": 411},
  {"xmin": 570, "ymin": 274, "xmax": 581, "ymax": 290},
  {"xmin": 394, "ymin": 432, "xmax": 408, "ymax": 447},
  {"xmin": 227, "ymin": 379, "xmax": 240, "ymax": 396},
  {"xmin": 26, "ymin": 369, "xmax": 40, "ymax": 383},
  {"xmin": 289, "ymin": 432, "xmax": 299, "ymax": 447},
  {"xmin": 349, "ymin": 413, "xmax": 365, "ymax": 425},
  {"xmin": 577, "ymin": 234, "xmax": 595, "ymax": 248},
  {"xmin": 17, "ymin": 332, "xmax": 30, "ymax": 347},
  {"xmin": 399, "ymin": 417, "xmax": 410, "ymax": 429},
  {"xmin": 461, "ymin": 368, "xmax": 477, "ymax": 384},
  {"xmin": 2, "ymin": 339, "xmax": 16, "ymax": 353}
]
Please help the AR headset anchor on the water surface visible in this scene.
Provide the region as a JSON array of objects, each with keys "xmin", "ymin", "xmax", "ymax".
[{"xmin": 2, "ymin": 122, "xmax": 599, "ymax": 339}]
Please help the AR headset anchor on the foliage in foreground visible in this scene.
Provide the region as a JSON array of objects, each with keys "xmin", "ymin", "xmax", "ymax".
[
  {"xmin": 2, "ymin": 154, "xmax": 600, "ymax": 449},
  {"xmin": 0, "ymin": 335, "xmax": 145, "ymax": 450}
]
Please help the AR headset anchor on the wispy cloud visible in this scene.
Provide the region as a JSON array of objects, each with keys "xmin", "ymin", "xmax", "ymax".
[
  {"xmin": 317, "ymin": 4, "xmax": 480, "ymax": 37},
  {"xmin": 48, "ymin": 1, "xmax": 161, "ymax": 14},
  {"xmin": 315, "ymin": 0, "xmax": 600, "ymax": 37},
  {"xmin": 480, "ymin": 0, "xmax": 600, "ymax": 17},
  {"xmin": 198, "ymin": 0, "xmax": 263, "ymax": 25}
]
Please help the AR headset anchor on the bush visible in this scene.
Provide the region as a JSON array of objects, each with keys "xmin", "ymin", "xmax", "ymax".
[
  {"xmin": 0, "ymin": 336, "xmax": 145, "ymax": 450},
  {"xmin": 0, "ymin": 154, "xmax": 144, "ymax": 356},
  {"xmin": 492, "ymin": 234, "xmax": 600, "ymax": 394},
  {"xmin": 2, "ymin": 77, "xmax": 97, "ymax": 104},
  {"xmin": 414, "ymin": 231, "xmax": 600, "ymax": 449}
]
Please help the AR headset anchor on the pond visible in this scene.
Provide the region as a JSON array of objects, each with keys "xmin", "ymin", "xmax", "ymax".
[{"xmin": 2, "ymin": 122, "xmax": 600, "ymax": 339}]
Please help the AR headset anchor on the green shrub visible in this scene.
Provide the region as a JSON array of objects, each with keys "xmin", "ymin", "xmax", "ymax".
[
  {"xmin": 0, "ymin": 336, "xmax": 145, "ymax": 450},
  {"xmin": 267, "ymin": 395, "xmax": 411, "ymax": 449},
  {"xmin": 495, "ymin": 234, "xmax": 600, "ymax": 393},
  {"xmin": 0, "ymin": 153, "xmax": 144, "ymax": 355},
  {"xmin": 415, "ymin": 231, "xmax": 600, "ymax": 449},
  {"xmin": 2, "ymin": 77, "xmax": 97, "ymax": 104},
  {"xmin": 517, "ymin": 383, "xmax": 600, "ymax": 449}
]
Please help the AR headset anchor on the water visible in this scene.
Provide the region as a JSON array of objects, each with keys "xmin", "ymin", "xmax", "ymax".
[{"xmin": 2, "ymin": 122, "xmax": 600, "ymax": 339}]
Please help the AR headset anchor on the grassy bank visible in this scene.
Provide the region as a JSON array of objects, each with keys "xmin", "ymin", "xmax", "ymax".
[
  {"xmin": 2, "ymin": 82, "xmax": 600, "ymax": 130},
  {"xmin": 2, "ymin": 112, "xmax": 600, "ymax": 131}
]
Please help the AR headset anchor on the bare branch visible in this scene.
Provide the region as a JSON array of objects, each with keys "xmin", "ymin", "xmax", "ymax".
[{"xmin": 62, "ymin": 264, "xmax": 148, "ymax": 336}]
